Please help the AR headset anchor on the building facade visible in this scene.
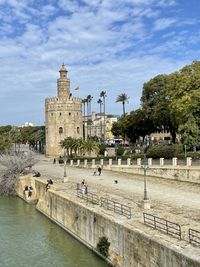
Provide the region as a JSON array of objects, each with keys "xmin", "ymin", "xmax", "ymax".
[
  {"xmin": 45, "ymin": 64, "xmax": 83, "ymax": 157},
  {"xmin": 84, "ymin": 112, "xmax": 119, "ymax": 141}
]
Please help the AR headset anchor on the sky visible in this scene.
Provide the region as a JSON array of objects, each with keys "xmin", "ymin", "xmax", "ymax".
[{"xmin": 0, "ymin": 0, "xmax": 200, "ymax": 126}]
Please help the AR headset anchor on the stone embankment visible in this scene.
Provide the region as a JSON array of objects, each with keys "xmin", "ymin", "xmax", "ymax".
[
  {"xmin": 16, "ymin": 175, "xmax": 200, "ymax": 267},
  {"xmin": 69, "ymin": 157, "xmax": 200, "ymax": 184}
]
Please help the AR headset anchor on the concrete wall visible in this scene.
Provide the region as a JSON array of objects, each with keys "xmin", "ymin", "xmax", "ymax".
[
  {"xmin": 33, "ymin": 179, "xmax": 200, "ymax": 267},
  {"xmin": 103, "ymin": 165, "xmax": 200, "ymax": 183}
]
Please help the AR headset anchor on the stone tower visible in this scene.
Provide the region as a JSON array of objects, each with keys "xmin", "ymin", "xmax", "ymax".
[{"xmin": 45, "ymin": 64, "xmax": 83, "ymax": 157}]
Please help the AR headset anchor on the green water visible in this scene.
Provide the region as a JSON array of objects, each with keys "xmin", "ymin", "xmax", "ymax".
[{"xmin": 0, "ymin": 197, "xmax": 109, "ymax": 267}]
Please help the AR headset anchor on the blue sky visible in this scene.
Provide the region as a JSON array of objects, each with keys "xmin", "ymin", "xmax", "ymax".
[{"xmin": 0, "ymin": 0, "xmax": 200, "ymax": 125}]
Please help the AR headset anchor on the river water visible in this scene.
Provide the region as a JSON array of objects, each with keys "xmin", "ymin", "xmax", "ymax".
[{"xmin": 0, "ymin": 197, "xmax": 109, "ymax": 267}]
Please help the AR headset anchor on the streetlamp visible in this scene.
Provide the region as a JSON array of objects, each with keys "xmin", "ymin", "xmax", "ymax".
[
  {"xmin": 141, "ymin": 154, "xmax": 151, "ymax": 209},
  {"xmin": 141, "ymin": 154, "xmax": 148, "ymax": 200},
  {"xmin": 63, "ymin": 149, "xmax": 67, "ymax": 178}
]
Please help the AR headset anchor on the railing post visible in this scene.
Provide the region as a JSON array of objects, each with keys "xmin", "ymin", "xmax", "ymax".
[
  {"xmin": 127, "ymin": 158, "xmax": 131, "ymax": 166},
  {"xmin": 160, "ymin": 158, "xmax": 164, "ymax": 166},
  {"xmin": 172, "ymin": 157, "xmax": 177, "ymax": 166},
  {"xmin": 100, "ymin": 159, "xmax": 104, "ymax": 166},
  {"xmin": 70, "ymin": 159, "xmax": 73, "ymax": 166},
  {"xmin": 137, "ymin": 158, "xmax": 141, "ymax": 166},
  {"xmin": 186, "ymin": 157, "xmax": 192, "ymax": 166},
  {"xmin": 92, "ymin": 159, "xmax": 95, "ymax": 167},
  {"xmin": 109, "ymin": 159, "xmax": 112, "ymax": 166},
  {"xmin": 148, "ymin": 158, "xmax": 152, "ymax": 166},
  {"xmin": 84, "ymin": 159, "xmax": 87, "ymax": 167},
  {"xmin": 118, "ymin": 158, "xmax": 121, "ymax": 166}
]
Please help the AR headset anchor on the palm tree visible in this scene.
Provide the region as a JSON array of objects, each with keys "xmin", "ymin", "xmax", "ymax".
[
  {"xmin": 86, "ymin": 95, "xmax": 93, "ymax": 138},
  {"xmin": 60, "ymin": 137, "xmax": 74, "ymax": 157},
  {"xmin": 71, "ymin": 138, "xmax": 83, "ymax": 156},
  {"xmin": 82, "ymin": 98, "xmax": 87, "ymax": 140},
  {"xmin": 100, "ymin": 91, "xmax": 107, "ymax": 141},
  {"xmin": 80, "ymin": 140, "xmax": 99, "ymax": 157},
  {"xmin": 116, "ymin": 93, "xmax": 129, "ymax": 116},
  {"xmin": 97, "ymin": 98, "xmax": 103, "ymax": 142}
]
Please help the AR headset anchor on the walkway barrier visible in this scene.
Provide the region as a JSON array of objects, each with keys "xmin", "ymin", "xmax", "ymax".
[
  {"xmin": 100, "ymin": 197, "xmax": 131, "ymax": 219},
  {"xmin": 143, "ymin": 213, "xmax": 181, "ymax": 240},
  {"xmin": 77, "ymin": 189, "xmax": 99, "ymax": 205},
  {"xmin": 189, "ymin": 228, "xmax": 200, "ymax": 246}
]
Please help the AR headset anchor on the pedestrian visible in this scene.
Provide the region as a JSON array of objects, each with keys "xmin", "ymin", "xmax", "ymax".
[
  {"xmin": 93, "ymin": 168, "xmax": 97, "ymax": 176},
  {"xmin": 24, "ymin": 185, "xmax": 29, "ymax": 194},
  {"xmin": 53, "ymin": 158, "xmax": 56, "ymax": 164},
  {"xmin": 28, "ymin": 188, "xmax": 32, "ymax": 198},
  {"xmin": 84, "ymin": 184, "xmax": 88, "ymax": 194},
  {"xmin": 98, "ymin": 166, "xmax": 102, "ymax": 176}
]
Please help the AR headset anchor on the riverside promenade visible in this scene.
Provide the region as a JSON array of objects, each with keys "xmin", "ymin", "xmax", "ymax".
[{"xmin": 35, "ymin": 156, "xmax": 200, "ymax": 243}]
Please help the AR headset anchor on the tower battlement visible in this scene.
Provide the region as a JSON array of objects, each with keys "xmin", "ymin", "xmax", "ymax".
[{"xmin": 45, "ymin": 96, "xmax": 82, "ymax": 104}]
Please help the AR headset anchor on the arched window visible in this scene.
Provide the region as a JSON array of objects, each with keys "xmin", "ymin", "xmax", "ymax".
[
  {"xmin": 77, "ymin": 127, "xmax": 80, "ymax": 134},
  {"xmin": 59, "ymin": 127, "xmax": 63, "ymax": 134},
  {"xmin": 60, "ymin": 112, "xmax": 62, "ymax": 116},
  {"xmin": 69, "ymin": 112, "xmax": 71, "ymax": 116}
]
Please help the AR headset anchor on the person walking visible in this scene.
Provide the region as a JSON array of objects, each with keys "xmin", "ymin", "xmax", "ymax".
[{"xmin": 98, "ymin": 166, "xmax": 102, "ymax": 176}]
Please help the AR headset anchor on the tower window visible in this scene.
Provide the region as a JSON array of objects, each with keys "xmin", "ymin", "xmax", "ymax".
[
  {"xmin": 51, "ymin": 113, "xmax": 53, "ymax": 116},
  {"xmin": 60, "ymin": 112, "xmax": 62, "ymax": 116},
  {"xmin": 59, "ymin": 127, "xmax": 63, "ymax": 134},
  {"xmin": 77, "ymin": 127, "xmax": 80, "ymax": 134},
  {"xmin": 69, "ymin": 112, "xmax": 71, "ymax": 116}
]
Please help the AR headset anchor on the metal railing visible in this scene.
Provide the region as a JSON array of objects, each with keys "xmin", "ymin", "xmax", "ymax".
[
  {"xmin": 143, "ymin": 213, "xmax": 181, "ymax": 239},
  {"xmin": 77, "ymin": 189, "xmax": 99, "ymax": 205},
  {"xmin": 100, "ymin": 197, "xmax": 131, "ymax": 219},
  {"xmin": 189, "ymin": 228, "xmax": 200, "ymax": 246}
]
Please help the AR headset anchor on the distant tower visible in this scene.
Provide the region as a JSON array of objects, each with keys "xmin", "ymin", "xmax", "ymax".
[{"xmin": 45, "ymin": 64, "xmax": 83, "ymax": 157}]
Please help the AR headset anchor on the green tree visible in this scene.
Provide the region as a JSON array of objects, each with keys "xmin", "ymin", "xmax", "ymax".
[
  {"xmin": 178, "ymin": 114, "xmax": 200, "ymax": 150},
  {"xmin": 141, "ymin": 74, "xmax": 179, "ymax": 143}
]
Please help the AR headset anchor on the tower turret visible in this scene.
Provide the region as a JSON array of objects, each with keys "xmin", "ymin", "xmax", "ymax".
[{"xmin": 57, "ymin": 63, "xmax": 70, "ymax": 98}]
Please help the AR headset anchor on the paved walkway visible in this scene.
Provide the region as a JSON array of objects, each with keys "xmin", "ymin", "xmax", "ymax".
[{"xmin": 34, "ymin": 157, "xmax": 200, "ymax": 231}]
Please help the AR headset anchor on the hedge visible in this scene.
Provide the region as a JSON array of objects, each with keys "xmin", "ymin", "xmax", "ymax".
[{"xmin": 146, "ymin": 145, "xmax": 183, "ymax": 159}]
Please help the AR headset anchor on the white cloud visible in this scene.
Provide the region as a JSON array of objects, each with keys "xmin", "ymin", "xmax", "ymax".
[
  {"xmin": 154, "ymin": 18, "xmax": 177, "ymax": 30},
  {"xmin": 0, "ymin": 0, "xmax": 199, "ymax": 125}
]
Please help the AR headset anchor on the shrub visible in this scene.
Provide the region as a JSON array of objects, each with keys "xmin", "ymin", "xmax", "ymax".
[
  {"xmin": 146, "ymin": 145, "xmax": 183, "ymax": 159},
  {"xmin": 98, "ymin": 144, "xmax": 107, "ymax": 155},
  {"xmin": 116, "ymin": 147, "xmax": 125, "ymax": 156},
  {"xmin": 97, "ymin": 236, "xmax": 110, "ymax": 258}
]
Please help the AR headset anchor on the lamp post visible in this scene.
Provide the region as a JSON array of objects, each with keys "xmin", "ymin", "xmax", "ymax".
[
  {"xmin": 141, "ymin": 154, "xmax": 148, "ymax": 200},
  {"xmin": 63, "ymin": 149, "xmax": 67, "ymax": 178},
  {"xmin": 141, "ymin": 154, "xmax": 151, "ymax": 209}
]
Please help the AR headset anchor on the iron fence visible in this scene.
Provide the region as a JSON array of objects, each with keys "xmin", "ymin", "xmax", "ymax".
[
  {"xmin": 77, "ymin": 189, "xmax": 99, "ymax": 205},
  {"xmin": 143, "ymin": 213, "xmax": 181, "ymax": 239},
  {"xmin": 100, "ymin": 197, "xmax": 131, "ymax": 219},
  {"xmin": 189, "ymin": 228, "xmax": 200, "ymax": 246}
]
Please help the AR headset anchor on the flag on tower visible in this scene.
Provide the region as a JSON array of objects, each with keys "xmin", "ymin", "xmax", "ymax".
[{"xmin": 75, "ymin": 86, "xmax": 80, "ymax": 90}]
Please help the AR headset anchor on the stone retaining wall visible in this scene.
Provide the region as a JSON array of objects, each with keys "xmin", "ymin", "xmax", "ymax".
[
  {"xmin": 103, "ymin": 165, "xmax": 200, "ymax": 183},
  {"xmin": 28, "ymin": 178, "xmax": 200, "ymax": 267}
]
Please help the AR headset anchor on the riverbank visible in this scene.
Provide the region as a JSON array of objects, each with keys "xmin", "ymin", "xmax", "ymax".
[{"xmin": 16, "ymin": 175, "xmax": 200, "ymax": 267}]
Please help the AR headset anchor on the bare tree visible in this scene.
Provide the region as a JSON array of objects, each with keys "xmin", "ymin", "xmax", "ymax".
[{"xmin": 0, "ymin": 151, "xmax": 38, "ymax": 196}]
